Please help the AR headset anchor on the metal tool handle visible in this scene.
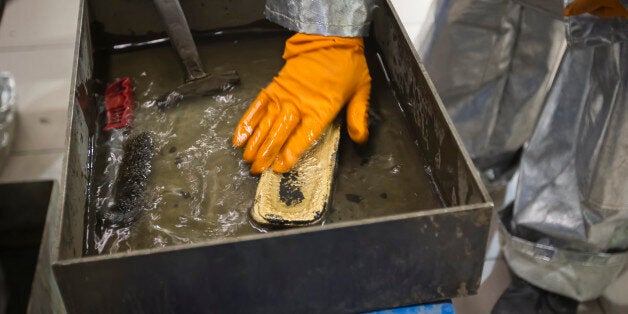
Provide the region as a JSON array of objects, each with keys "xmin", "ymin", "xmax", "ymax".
[{"xmin": 153, "ymin": 0, "xmax": 207, "ymax": 81}]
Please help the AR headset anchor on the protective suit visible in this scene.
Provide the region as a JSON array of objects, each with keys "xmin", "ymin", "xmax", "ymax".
[
  {"xmin": 420, "ymin": 0, "xmax": 628, "ymax": 302},
  {"xmin": 264, "ymin": 0, "xmax": 375, "ymax": 37},
  {"xmin": 419, "ymin": 0, "xmax": 566, "ymax": 191}
]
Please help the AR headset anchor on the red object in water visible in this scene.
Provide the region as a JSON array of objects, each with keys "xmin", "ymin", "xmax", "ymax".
[{"xmin": 103, "ymin": 77, "xmax": 134, "ymax": 131}]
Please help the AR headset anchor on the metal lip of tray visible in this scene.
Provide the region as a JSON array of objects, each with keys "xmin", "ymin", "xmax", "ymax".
[{"xmin": 44, "ymin": 0, "xmax": 493, "ymax": 313}]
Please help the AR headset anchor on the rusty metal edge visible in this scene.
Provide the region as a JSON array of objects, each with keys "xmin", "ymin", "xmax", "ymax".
[
  {"xmin": 382, "ymin": 0, "xmax": 493, "ymax": 206},
  {"xmin": 51, "ymin": 0, "xmax": 87, "ymax": 266},
  {"xmin": 54, "ymin": 202, "xmax": 492, "ymax": 265}
]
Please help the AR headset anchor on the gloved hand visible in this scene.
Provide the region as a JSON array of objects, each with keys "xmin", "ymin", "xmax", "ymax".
[
  {"xmin": 564, "ymin": 0, "xmax": 628, "ymax": 18},
  {"xmin": 232, "ymin": 33, "xmax": 371, "ymax": 174}
]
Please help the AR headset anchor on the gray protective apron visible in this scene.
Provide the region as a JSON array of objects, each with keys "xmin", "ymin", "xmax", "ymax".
[{"xmin": 419, "ymin": 0, "xmax": 628, "ymax": 301}]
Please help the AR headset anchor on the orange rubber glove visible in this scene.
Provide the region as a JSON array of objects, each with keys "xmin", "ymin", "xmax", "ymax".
[
  {"xmin": 564, "ymin": 0, "xmax": 628, "ymax": 18},
  {"xmin": 232, "ymin": 33, "xmax": 371, "ymax": 174}
]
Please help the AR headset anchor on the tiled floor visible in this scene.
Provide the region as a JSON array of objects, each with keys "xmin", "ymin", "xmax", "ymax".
[{"xmin": 1, "ymin": 0, "xmax": 627, "ymax": 313}]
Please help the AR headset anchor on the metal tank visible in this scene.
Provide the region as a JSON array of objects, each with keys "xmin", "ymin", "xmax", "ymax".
[{"xmin": 35, "ymin": 0, "xmax": 493, "ymax": 312}]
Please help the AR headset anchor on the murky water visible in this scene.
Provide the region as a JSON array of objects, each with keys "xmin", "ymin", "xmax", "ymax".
[{"xmin": 85, "ymin": 34, "xmax": 443, "ymax": 255}]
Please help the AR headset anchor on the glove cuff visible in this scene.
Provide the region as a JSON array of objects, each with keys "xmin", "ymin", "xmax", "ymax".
[{"xmin": 283, "ymin": 33, "xmax": 364, "ymax": 59}]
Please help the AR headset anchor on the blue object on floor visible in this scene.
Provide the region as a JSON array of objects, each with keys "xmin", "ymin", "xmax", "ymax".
[{"xmin": 365, "ymin": 301, "xmax": 455, "ymax": 314}]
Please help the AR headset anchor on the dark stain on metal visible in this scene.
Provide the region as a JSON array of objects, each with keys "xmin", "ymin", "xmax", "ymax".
[
  {"xmin": 279, "ymin": 171, "xmax": 304, "ymax": 206},
  {"xmin": 262, "ymin": 210, "xmax": 324, "ymax": 227},
  {"xmin": 345, "ymin": 194, "xmax": 363, "ymax": 203}
]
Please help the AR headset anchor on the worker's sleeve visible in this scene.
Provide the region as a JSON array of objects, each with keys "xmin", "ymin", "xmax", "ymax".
[
  {"xmin": 264, "ymin": 0, "xmax": 376, "ymax": 37},
  {"xmin": 563, "ymin": 0, "xmax": 628, "ymax": 47},
  {"xmin": 513, "ymin": 0, "xmax": 564, "ymax": 19}
]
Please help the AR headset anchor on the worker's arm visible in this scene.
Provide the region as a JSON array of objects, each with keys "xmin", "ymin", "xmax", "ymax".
[
  {"xmin": 233, "ymin": 1, "xmax": 375, "ymax": 174},
  {"xmin": 232, "ymin": 33, "xmax": 370, "ymax": 174}
]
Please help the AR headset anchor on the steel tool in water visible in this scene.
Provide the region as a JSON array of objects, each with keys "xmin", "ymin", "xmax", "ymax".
[{"xmin": 152, "ymin": 0, "xmax": 240, "ymax": 108}]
